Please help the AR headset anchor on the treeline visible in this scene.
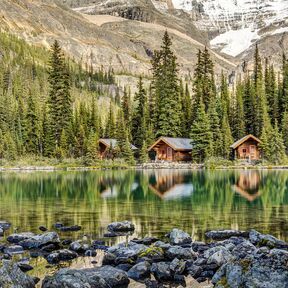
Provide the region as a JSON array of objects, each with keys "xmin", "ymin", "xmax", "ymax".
[
  {"xmin": 0, "ymin": 33, "xmax": 117, "ymax": 163},
  {"xmin": 118, "ymin": 32, "xmax": 288, "ymax": 164},
  {"xmin": 1, "ymin": 31, "xmax": 288, "ymax": 165}
]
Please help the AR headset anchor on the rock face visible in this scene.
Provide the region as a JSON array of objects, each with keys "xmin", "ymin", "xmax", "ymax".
[
  {"xmin": 0, "ymin": 260, "xmax": 35, "ymax": 288},
  {"xmin": 107, "ymin": 221, "xmax": 135, "ymax": 232},
  {"xmin": 42, "ymin": 266, "xmax": 130, "ymax": 288}
]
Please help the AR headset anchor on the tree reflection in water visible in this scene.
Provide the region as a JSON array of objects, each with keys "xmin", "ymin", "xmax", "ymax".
[{"xmin": 0, "ymin": 169, "xmax": 287, "ymax": 241}]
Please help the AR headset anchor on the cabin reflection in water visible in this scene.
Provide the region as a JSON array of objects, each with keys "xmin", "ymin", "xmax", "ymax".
[
  {"xmin": 148, "ymin": 170, "xmax": 193, "ymax": 200},
  {"xmin": 233, "ymin": 170, "xmax": 261, "ymax": 201}
]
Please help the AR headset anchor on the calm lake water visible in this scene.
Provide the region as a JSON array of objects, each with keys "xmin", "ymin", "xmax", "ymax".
[{"xmin": 0, "ymin": 169, "xmax": 287, "ymax": 242}]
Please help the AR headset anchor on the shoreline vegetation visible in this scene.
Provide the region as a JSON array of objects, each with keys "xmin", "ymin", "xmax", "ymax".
[{"xmin": 2, "ymin": 156, "xmax": 288, "ymax": 171}]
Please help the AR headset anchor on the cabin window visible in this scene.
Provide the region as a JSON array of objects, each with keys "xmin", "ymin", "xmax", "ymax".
[{"xmin": 243, "ymin": 149, "xmax": 247, "ymax": 153}]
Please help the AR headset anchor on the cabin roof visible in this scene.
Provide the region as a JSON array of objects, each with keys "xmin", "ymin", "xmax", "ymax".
[
  {"xmin": 148, "ymin": 137, "xmax": 193, "ymax": 151},
  {"xmin": 99, "ymin": 138, "xmax": 138, "ymax": 150},
  {"xmin": 230, "ymin": 134, "xmax": 261, "ymax": 149}
]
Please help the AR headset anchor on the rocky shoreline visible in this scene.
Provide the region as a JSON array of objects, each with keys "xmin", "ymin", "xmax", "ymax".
[{"xmin": 0, "ymin": 220, "xmax": 287, "ymax": 287}]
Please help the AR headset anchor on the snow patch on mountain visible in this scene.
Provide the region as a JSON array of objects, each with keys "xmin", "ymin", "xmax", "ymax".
[{"xmin": 210, "ymin": 27, "xmax": 259, "ymax": 57}]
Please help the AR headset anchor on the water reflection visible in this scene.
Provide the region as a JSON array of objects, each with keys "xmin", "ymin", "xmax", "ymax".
[
  {"xmin": 0, "ymin": 169, "xmax": 287, "ymax": 241},
  {"xmin": 233, "ymin": 170, "xmax": 261, "ymax": 201}
]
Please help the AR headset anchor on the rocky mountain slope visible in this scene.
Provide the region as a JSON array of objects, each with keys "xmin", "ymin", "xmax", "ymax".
[
  {"xmin": 0, "ymin": 0, "xmax": 236, "ymax": 83},
  {"xmin": 170, "ymin": 0, "xmax": 288, "ymax": 68}
]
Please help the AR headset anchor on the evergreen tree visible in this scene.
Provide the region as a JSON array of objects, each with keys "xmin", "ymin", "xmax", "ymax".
[
  {"xmin": 152, "ymin": 31, "xmax": 181, "ymax": 137},
  {"xmin": 139, "ymin": 140, "xmax": 149, "ymax": 164},
  {"xmin": 270, "ymin": 121, "xmax": 286, "ymax": 164},
  {"xmin": 25, "ymin": 93, "xmax": 39, "ymax": 154},
  {"xmin": 220, "ymin": 72, "xmax": 230, "ymax": 118},
  {"xmin": 48, "ymin": 40, "xmax": 72, "ymax": 149},
  {"xmin": 190, "ymin": 99, "xmax": 212, "ymax": 162},
  {"xmin": 282, "ymin": 110, "xmax": 288, "ymax": 153},
  {"xmin": 105, "ymin": 100, "xmax": 116, "ymax": 138},
  {"xmin": 220, "ymin": 111, "xmax": 233, "ymax": 159},
  {"xmin": 132, "ymin": 77, "xmax": 148, "ymax": 148},
  {"xmin": 280, "ymin": 54, "xmax": 288, "ymax": 117}
]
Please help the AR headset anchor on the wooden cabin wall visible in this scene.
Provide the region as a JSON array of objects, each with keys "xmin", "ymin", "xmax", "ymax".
[{"xmin": 235, "ymin": 139, "xmax": 260, "ymax": 160}]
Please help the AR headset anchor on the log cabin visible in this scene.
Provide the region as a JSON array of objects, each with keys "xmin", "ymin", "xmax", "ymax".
[
  {"xmin": 230, "ymin": 134, "xmax": 261, "ymax": 161},
  {"xmin": 99, "ymin": 138, "xmax": 137, "ymax": 159},
  {"xmin": 148, "ymin": 137, "xmax": 192, "ymax": 162}
]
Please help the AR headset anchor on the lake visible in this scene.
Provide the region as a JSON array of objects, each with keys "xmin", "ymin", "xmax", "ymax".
[{"xmin": 0, "ymin": 169, "xmax": 287, "ymax": 243}]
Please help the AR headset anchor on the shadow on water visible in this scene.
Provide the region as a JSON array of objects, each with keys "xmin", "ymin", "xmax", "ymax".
[{"xmin": 0, "ymin": 169, "xmax": 287, "ymax": 241}]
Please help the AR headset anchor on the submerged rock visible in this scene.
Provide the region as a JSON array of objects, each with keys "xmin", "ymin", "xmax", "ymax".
[
  {"xmin": 39, "ymin": 226, "xmax": 48, "ymax": 232},
  {"xmin": 59, "ymin": 225, "xmax": 81, "ymax": 232},
  {"xmin": 46, "ymin": 249, "xmax": 78, "ymax": 264},
  {"xmin": 0, "ymin": 221, "xmax": 11, "ymax": 231},
  {"xmin": 18, "ymin": 263, "xmax": 34, "ymax": 272},
  {"xmin": 169, "ymin": 228, "xmax": 192, "ymax": 246},
  {"xmin": 0, "ymin": 260, "xmax": 35, "ymax": 288},
  {"xmin": 107, "ymin": 221, "xmax": 135, "ymax": 232},
  {"xmin": 42, "ymin": 266, "xmax": 130, "ymax": 288},
  {"xmin": 7, "ymin": 232, "xmax": 35, "ymax": 244},
  {"xmin": 205, "ymin": 230, "xmax": 249, "ymax": 240}
]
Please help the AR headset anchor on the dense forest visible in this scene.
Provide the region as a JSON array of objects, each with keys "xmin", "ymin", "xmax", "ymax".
[{"xmin": 0, "ymin": 31, "xmax": 288, "ymax": 165}]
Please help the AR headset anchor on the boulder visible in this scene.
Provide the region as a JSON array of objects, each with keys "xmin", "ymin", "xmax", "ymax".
[
  {"xmin": 69, "ymin": 240, "xmax": 90, "ymax": 253},
  {"xmin": 249, "ymin": 229, "xmax": 288, "ymax": 249},
  {"xmin": 151, "ymin": 262, "xmax": 172, "ymax": 281},
  {"xmin": 4, "ymin": 245, "xmax": 24, "ymax": 255},
  {"xmin": 127, "ymin": 261, "xmax": 151, "ymax": 280},
  {"xmin": 187, "ymin": 264, "xmax": 203, "ymax": 278},
  {"xmin": 0, "ymin": 260, "xmax": 35, "ymax": 288},
  {"xmin": 169, "ymin": 229, "xmax": 191, "ymax": 245},
  {"xmin": 169, "ymin": 258, "xmax": 186, "ymax": 275},
  {"xmin": 107, "ymin": 221, "xmax": 135, "ymax": 232},
  {"xmin": 206, "ymin": 247, "xmax": 234, "ymax": 266},
  {"xmin": 232, "ymin": 240, "xmax": 257, "ymax": 260},
  {"xmin": 131, "ymin": 237, "xmax": 159, "ymax": 246},
  {"xmin": 166, "ymin": 246, "xmax": 195, "ymax": 260},
  {"xmin": 7, "ymin": 232, "xmax": 35, "ymax": 244},
  {"xmin": 19, "ymin": 232, "xmax": 60, "ymax": 249},
  {"xmin": 0, "ymin": 221, "xmax": 11, "ymax": 231},
  {"xmin": 46, "ymin": 249, "xmax": 78, "ymax": 264},
  {"xmin": 42, "ymin": 266, "xmax": 130, "ymax": 288},
  {"xmin": 205, "ymin": 230, "xmax": 249, "ymax": 240}
]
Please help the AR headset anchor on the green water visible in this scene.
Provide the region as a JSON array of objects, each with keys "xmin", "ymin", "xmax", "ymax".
[{"xmin": 0, "ymin": 169, "xmax": 287, "ymax": 242}]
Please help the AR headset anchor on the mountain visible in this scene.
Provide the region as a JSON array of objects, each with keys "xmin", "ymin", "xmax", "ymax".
[{"xmin": 170, "ymin": 0, "xmax": 288, "ymax": 68}]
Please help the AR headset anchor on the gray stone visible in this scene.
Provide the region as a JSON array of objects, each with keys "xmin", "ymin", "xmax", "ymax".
[
  {"xmin": 249, "ymin": 229, "xmax": 288, "ymax": 248},
  {"xmin": 60, "ymin": 225, "xmax": 81, "ymax": 232},
  {"xmin": 127, "ymin": 261, "xmax": 151, "ymax": 280},
  {"xmin": 205, "ymin": 230, "xmax": 249, "ymax": 240},
  {"xmin": 0, "ymin": 228, "xmax": 3, "ymax": 237},
  {"xmin": 7, "ymin": 232, "xmax": 35, "ymax": 244},
  {"xmin": 42, "ymin": 266, "xmax": 130, "ymax": 287},
  {"xmin": 19, "ymin": 232, "xmax": 60, "ymax": 249},
  {"xmin": 151, "ymin": 262, "xmax": 172, "ymax": 281},
  {"xmin": 46, "ymin": 249, "xmax": 78, "ymax": 264},
  {"xmin": 206, "ymin": 247, "xmax": 234, "ymax": 266},
  {"xmin": 0, "ymin": 260, "xmax": 35, "ymax": 288},
  {"xmin": 232, "ymin": 240, "xmax": 257, "ymax": 260},
  {"xmin": 187, "ymin": 264, "xmax": 203, "ymax": 278},
  {"xmin": 169, "ymin": 258, "xmax": 186, "ymax": 274},
  {"xmin": 18, "ymin": 263, "xmax": 34, "ymax": 272},
  {"xmin": 107, "ymin": 221, "xmax": 135, "ymax": 232},
  {"xmin": 0, "ymin": 221, "xmax": 11, "ymax": 231},
  {"xmin": 4, "ymin": 245, "xmax": 24, "ymax": 255},
  {"xmin": 166, "ymin": 246, "xmax": 195, "ymax": 260},
  {"xmin": 169, "ymin": 228, "xmax": 192, "ymax": 245}
]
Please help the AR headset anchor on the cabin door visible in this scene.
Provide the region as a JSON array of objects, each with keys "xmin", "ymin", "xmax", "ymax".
[
  {"xmin": 167, "ymin": 147, "xmax": 173, "ymax": 161},
  {"xmin": 250, "ymin": 145, "xmax": 256, "ymax": 160}
]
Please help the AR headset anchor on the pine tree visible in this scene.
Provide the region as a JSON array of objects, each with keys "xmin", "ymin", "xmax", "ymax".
[
  {"xmin": 282, "ymin": 110, "xmax": 288, "ymax": 153},
  {"xmin": 48, "ymin": 40, "xmax": 72, "ymax": 149},
  {"xmin": 132, "ymin": 77, "xmax": 148, "ymax": 148},
  {"xmin": 105, "ymin": 100, "xmax": 116, "ymax": 138},
  {"xmin": 85, "ymin": 131, "xmax": 99, "ymax": 165},
  {"xmin": 121, "ymin": 86, "xmax": 132, "ymax": 131},
  {"xmin": 151, "ymin": 31, "xmax": 181, "ymax": 137},
  {"xmin": 139, "ymin": 140, "xmax": 149, "ymax": 164},
  {"xmin": 190, "ymin": 99, "xmax": 212, "ymax": 162},
  {"xmin": 25, "ymin": 93, "xmax": 39, "ymax": 154},
  {"xmin": 270, "ymin": 121, "xmax": 286, "ymax": 164},
  {"xmin": 220, "ymin": 72, "xmax": 230, "ymax": 118},
  {"xmin": 280, "ymin": 54, "xmax": 288, "ymax": 117}
]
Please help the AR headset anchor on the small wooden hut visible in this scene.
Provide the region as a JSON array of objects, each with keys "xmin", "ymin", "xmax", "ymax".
[
  {"xmin": 230, "ymin": 134, "xmax": 261, "ymax": 161},
  {"xmin": 148, "ymin": 137, "xmax": 192, "ymax": 162},
  {"xmin": 99, "ymin": 138, "xmax": 137, "ymax": 159}
]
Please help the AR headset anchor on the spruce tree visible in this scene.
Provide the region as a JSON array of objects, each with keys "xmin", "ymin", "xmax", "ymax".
[
  {"xmin": 270, "ymin": 121, "xmax": 286, "ymax": 164},
  {"xmin": 190, "ymin": 99, "xmax": 212, "ymax": 162},
  {"xmin": 48, "ymin": 40, "xmax": 72, "ymax": 149},
  {"xmin": 139, "ymin": 140, "xmax": 149, "ymax": 164},
  {"xmin": 132, "ymin": 77, "xmax": 148, "ymax": 148},
  {"xmin": 282, "ymin": 110, "xmax": 288, "ymax": 153},
  {"xmin": 151, "ymin": 31, "xmax": 181, "ymax": 137},
  {"xmin": 25, "ymin": 93, "xmax": 39, "ymax": 154},
  {"xmin": 105, "ymin": 100, "xmax": 116, "ymax": 138},
  {"xmin": 220, "ymin": 111, "xmax": 233, "ymax": 159}
]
